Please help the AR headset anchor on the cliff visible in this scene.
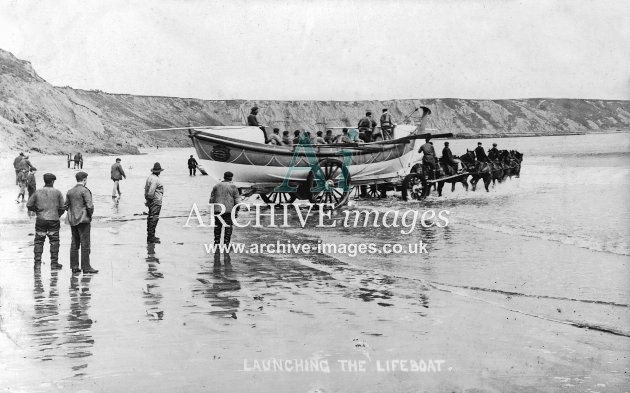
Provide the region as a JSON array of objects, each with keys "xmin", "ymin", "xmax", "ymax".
[{"xmin": 1, "ymin": 48, "xmax": 629, "ymax": 154}]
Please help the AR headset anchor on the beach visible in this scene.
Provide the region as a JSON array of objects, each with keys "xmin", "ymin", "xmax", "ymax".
[{"xmin": 0, "ymin": 133, "xmax": 629, "ymax": 392}]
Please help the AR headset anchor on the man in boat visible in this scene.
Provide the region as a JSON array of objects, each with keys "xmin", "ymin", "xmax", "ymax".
[
  {"xmin": 474, "ymin": 142, "xmax": 489, "ymax": 162},
  {"xmin": 419, "ymin": 137, "xmax": 437, "ymax": 180},
  {"xmin": 441, "ymin": 141, "xmax": 458, "ymax": 174},
  {"xmin": 187, "ymin": 155, "xmax": 198, "ymax": 175},
  {"xmin": 247, "ymin": 106, "xmax": 260, "ymax": 127},
  {"xmin": 282, "ymin": 130, "xmax": 293, "ymax": 146},
  {"xmin": 145, "ymin": 163, "xmax": 165, "ymax": 244},
  {"xmin": 324, "ymin": 129, "xmax": 335, "ymax": 144},
  {"xmin": 313, "ymin": 130, "xmax": 327, "ymax": 144},
  {"xmin": 209, "ymin": 171, "xmax": 240, "ymax": 264},
  {"xmin": 488, "ymin": 143, "xmax": 500, "ymax": 161},
  {"xmin": 338, "ymin": 128, "xmax": 352, "ymax": 144},
  {"xmin": 379, "ymin": 108, "xmax": 395, "ymax": 140},
  {"xmin": 26, "ymin": 173, "xmax": 65, "ymax": 271},
  {"xmin": 358, "ymin": 111, "xmax": 376, "ymax": 142},
  {"xmin": 268, "ymin": 128, "xmax": 283, "ymax": 145}
]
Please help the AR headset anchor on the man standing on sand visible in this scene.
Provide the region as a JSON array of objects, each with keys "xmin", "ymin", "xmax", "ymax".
[
  {"xmin": 188, "ymin": 155, "xmax": 198, "ymax": 176},
  {"xmin": 145, "ymin": 163, "xmax": 165, "ymax": 244},
  {"xmin": 17, "ymin": 154, "xmax": 36, "ymax": 178},
  {"xmin": 13, "ymin": 152, "xmax": 24, "ymax": 185},
  {"xmin": 209, "ymin": 171, "xmax": 240, "ymax": 264},
  {"xmin": 65, "ymin": 171, "xmax": 98, "ymax": 274},
  {"xmin": 110, "ymin": 158, "xmax": 126, "ymax": 199},
  {"xmin": 26, "ymin": 168, "xmax": 37, "ymax": 198},
  {"xmin": 26, "ymin": 173, "xmax": 65, "ymax": 271}
]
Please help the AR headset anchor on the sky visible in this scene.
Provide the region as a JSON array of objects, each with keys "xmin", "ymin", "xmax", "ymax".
[{"xmin": 0, "ymin": 0, "xmax": 628, "ymax": 100}]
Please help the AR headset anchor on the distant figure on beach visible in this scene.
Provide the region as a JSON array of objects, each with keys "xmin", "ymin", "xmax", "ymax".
[
  {"xmin": 110, "ymin": 158, "xmax": 126, "ymax": 199},
  {"xmin": 475, "ymin": 142, "xmax": 489, "ymax": 162},
  {"xmin": 488, "ymin": 143, "xmax": 499, "ymax": 161},
  {"xmin": 268, "ymin": 128, "xmax": 283, "ymax": 145},
  {"xmin": 65, "ymin": 171, "xmax": 98, "ymax": 274},
  {"xmin": 282, "ymin": 131, "xmax": 292, "ymax": 146},
  {"xmin": 16, "ymin": 169, "xmax": 27, "ymax": 203},
  {"xmin": 13, "ymin": 152, "xmax": 24, "ymax": 185},
  {"xmin": 209, "ymin": 171, "xmax": 240, "ymax": 264},
  {"xmin": 380, "ymin": 108, "xmax": 395, "ymax": 140},
  {"xmin": 358, "ymin": 111, "xmax": 376, "ymax": 142},
  {"xmin": 26, "ymin": 168, "xmax": 37, "ymax": 198},
  {"xmin": 145, "ymin": 163, "xmax": 165, "ymax": 244},
  {"xmin": 16, "ymin": 154, "xmax": 36, "ymax": 179},
  {"xmin": 73, "ymin": 153, "xmax": 83, "ymax": 169},
  {"xmin": 188, "ymin": 155, "xmax": 198, "ymax": 176},
  {"xmin": 26, "ymin": 173, "xmax": 65, "ymax": 271}
]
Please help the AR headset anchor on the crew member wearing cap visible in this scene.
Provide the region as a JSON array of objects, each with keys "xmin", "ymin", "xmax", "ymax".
[
  {"xmin": 209, "ymin": 171, "xmax": 240, "ymax": 264},
  {"xmin": 65, "ymin": 171, "xmax": 98, "ymax": 274},
  {"xmin": 475, "ymin": 142, "xmax": 489, "ymax": 162},
  {"xmin": 379, "ymin": 108, "xmax": 395, "ymax": 140},
  {"xmin": 419, "ymin": 137, "xmax": 437, "ymax": 180},
  {"xmin": 442, "ymin": 142, "xmax": 458, "ymax": 173},
  {"xmin": 111, "ymin": 158, "xmax": 126, "ymax": 198},
  {"xmin": 13, "ymin": 152, "xmax": 24, "ymax": 185},
  {"xmin": 26, "ymin": 173, "xmax": 65, "ymax": 270},
  {"xmin": 187, "ymin": 155, "xmax": 199, "ymax": 176},
  {"xmin": 16, "ymin": 154, "xmax": 36, "ymax": 180},
  {"xmin": 268, "ymin": 128, "xmax": 283, "ymax": 145},
  {"xmin": 145, "ymin": 163, "xmax": 165, "ymax": 243},
  {"xmin": 358, "ymin": 111, "xmax": 376, "ymax": 142},
  {"xmin": 247, "ymin": 106, "xmax": 260, "ymax": 127},
  {"xmin": 488, "ymin": 143, "xmax": 500, "ymax": 161}
]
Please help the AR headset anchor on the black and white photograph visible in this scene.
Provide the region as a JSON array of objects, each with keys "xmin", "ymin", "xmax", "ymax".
[{"xmin": 0, "ymin": 0, "xmax": 628, "ymax": 391}]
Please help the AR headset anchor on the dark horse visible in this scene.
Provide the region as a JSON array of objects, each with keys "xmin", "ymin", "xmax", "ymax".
[
  {"xmin": 509, "ymin": 150, "xmax": 523, "ymax": 177},
  {"xmin": 459, "ymin": 150, "xmax": 492, "ymax": 192},
  {"xmin": 435, "ymin": 158, "xmax": 468, "ymax": 196}
]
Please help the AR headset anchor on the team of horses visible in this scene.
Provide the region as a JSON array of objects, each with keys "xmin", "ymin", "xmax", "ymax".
[{"xmin": 409, "ymin": 149, "xmax": 524, "ymax": 199}]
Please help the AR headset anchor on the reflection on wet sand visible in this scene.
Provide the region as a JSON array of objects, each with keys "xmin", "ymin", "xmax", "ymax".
[
  {"xmin": 31, "ymin": 272, "xmax": 60, "ymax": 361},
  {"xmin": 144, "ymin": 243, "xmax": 164, "ymax": 320},
  {"xmin": 193, "ymin": 259, "xmax": 241, "ymax": 318},
  {"xmin": 66, "ymin": 275, "xmax": 93, "ymax": 375}
]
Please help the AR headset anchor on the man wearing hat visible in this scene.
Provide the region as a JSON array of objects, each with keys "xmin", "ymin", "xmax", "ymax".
[
  {"xmin": 379, "ymin": 108, "xmax": 395, "ymax": 140},
  {"xmin": 145, "ymin": 163, "xmax": 165, "ymax": 243},
  {"xmin": 111, "ymin": 158, "xmax": 126, "ymax": 198},
  {"xmin": 419, "ymin": 137, "xmax": 437, "ymax": 180},
  {"xmin": 16, "ymin": 154, "xmax": 36, "ymax": 180},
  {"xmin": 187, "ymin": 155, "xmax": 198, "ymax": 176},
  {"xmin": 26, "ymin": 173, "xmax": 65, "ymax": 270},
  {"xmin": 209, "ymin": 171, "xmax": 240, "ymax": 264},
  {"xmin": 488, "ymin": 143, "xmax": 500, "ymax": 162},
  {"xmin": 65, "ymin": 171, "xmax": 98, "ymax": 274},
  {"xmin": 442, "ymin": 141, "xmax": 458, "ymax": 173},
  {"xmin": 358, "ymin": 111, "xmax": 376, "ymax": 142},
  {"xmin": 475, "ymin": 142, "xmax": 489, "ymax": 162},
  {"xmin": 13, "ymin": 152, "xmax": 24, "ymax": 185}
]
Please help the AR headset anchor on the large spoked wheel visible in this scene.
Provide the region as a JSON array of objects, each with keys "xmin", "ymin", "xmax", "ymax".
[
  {"xmin": 401, "ymin": 173, "xmax": 426, "ymax": 201},
  {"xmin": 307, "ymin": 158, "xmax": 352, "ymax": 209},
  {"xmin": 260, "ymin": 192, "xmax": 297, "ymax": 206}
]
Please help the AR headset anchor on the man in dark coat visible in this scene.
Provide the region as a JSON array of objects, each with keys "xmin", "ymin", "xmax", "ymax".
[
  {"xmin": 188, "ymin": 155, "xmax": 198, "ymax": 176},
  {"xmin": 26, "ymin": 173, "xmax": 64, "ymax": 270},
  {"xmin": 379, "ymin": 108, "xmax": 395, "ymax": 140},
  {"xmin": 488, "ymin": 143, "xmax": 500, "ymax": 161},
  {"xmin": 110, "ymin": 158, "xmax": 126, "ymax": 198},
  {"xmin": 419, "ymin": 138, "xmax": 437, "ymax": 179},
  {"xmin": 209, "ymin": 171, "xmax": 240, "ymax": 264},
  {"xmin": 247, "ymin": 106, "xmax": 260, "ymax": 127},
  {"xmin": 475, "ymin": 142, "xmax": 489, "ymax": 162},
  {"xmin": 145, "ymin": 163, "xmax": 165, "ymax": 244},
  {"xmin": 13, "ymin": 152, "xmax": 24, "ymax": 185},
  {"xmin": 64, "ymin": 171, "xmax": 98, "ymax": 274},
  {"xmin": 442, "ymin": 142, "xmax": 458, "ymax": 173},
  {"xmin": 358, "ymin": 111, "xmax": 376, "ymax": 142}
]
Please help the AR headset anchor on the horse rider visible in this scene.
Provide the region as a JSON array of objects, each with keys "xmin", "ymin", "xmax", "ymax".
[
  {"xmin": 419, "ymin": 137, "xmax": 437, "ymax": 180},
  {"xmin": 488, "ymin": 143, "xmax": 500, "ymax": 161},
  {"xmin": 358, "ymin": 111, "xmax": 376, "ymax": 142},
  {"xmin": 379, "ymin": 108, "xmax": 395, "ymax": 140},
  {"xmin": 441, "ymin": 142, "xmax": 458, "ymax": 174},
  {"xmin": 474, "ymin": 142, "xmax": 490, "ymax": 162}
]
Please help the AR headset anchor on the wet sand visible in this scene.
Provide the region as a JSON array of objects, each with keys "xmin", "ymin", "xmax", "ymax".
[{"xmin": 1, "ymin": 138, "xmax": 629, "ymax": 392}]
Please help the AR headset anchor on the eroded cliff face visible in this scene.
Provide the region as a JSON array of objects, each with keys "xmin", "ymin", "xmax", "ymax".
[{"xmin": 1, "ymin": 48, "xmax": 629, "ymax": 154}]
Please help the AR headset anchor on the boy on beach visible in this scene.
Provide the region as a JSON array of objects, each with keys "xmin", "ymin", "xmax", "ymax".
[
  {"xmin": 16, "ymin": 169, "xmax": 27, "ymax": 203},
  {"xmin": 26, "ymin": 168, "xmax": 37, "ymax": 198}
]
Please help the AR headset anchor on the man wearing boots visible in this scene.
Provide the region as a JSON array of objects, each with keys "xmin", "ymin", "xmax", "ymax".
[
  {"xmin": 65, "ymin": 171, "xmax": 98, "ymax": 274},
  {"xmin": 209, "ymin": 171, "xmax": 240, "ymax": 264},
  {"xmin": 26, "ymin": 173, "xmax": 65, "ymax": 271},
  {"xmin": 145, "ymin": 163, "xmax": 165, "ymax": 243}
]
